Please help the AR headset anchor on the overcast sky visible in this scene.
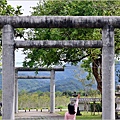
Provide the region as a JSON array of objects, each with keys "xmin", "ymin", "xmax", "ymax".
[
  {"xmin": 7, "ymin": 0, "xmax": 39, "ymax": 66},
  {"xmin": 7, "ymin": 0, "xmax": 39, "ymax": 15}
]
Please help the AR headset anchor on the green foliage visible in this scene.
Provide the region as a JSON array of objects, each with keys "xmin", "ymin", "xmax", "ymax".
[
  {"xmin": 0, "ymin": 0, "xmax": 22, "ymax": 16},
  {"xmin": 0, "ymin": 0, "xmax": 24, "ymax": 60},
  {"xmin": 22, "ymin": 1, "xmax": 120, "ymax": 92},
  {"xmin": 87, "ymin": 89, "xmax": 101, "ymax": 97},
  {"xmin": 62, "ymin": 91, "xmax": 73, "ymax": 97},
  {"xmin": 18, "ymin": 91, "xmax": 48, "ymax": 109},
  {"xmin": 23, "ymin": 0, "xmax": 120, "ymax": 67},
  {"xmin": 90, "ymin": 102, "xmax": 102, "ymax": 112},
  {"xmin": 57, "ymin": 106, "xmax": 64, "ymax": 109},
  {"xmin": 56, "ymin": 96, "xmax": 69, "ymax": 107},
  {"xmin": 17, "ymin": 90, "xmax": 101, "ymax": 109},
  {"xmin": 18, "ymin": 91, "xmax": 71, "ymax": 109},
  {"xmin": 23, "ymin": 0, "xmax": 103, "ymax": 68},
  {"xmin": 0, "ymin": 90, "xmax": 100, "ymax": 110}
]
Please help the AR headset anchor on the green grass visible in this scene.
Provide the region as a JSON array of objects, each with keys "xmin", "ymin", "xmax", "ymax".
[
  {"xmin": 58, "ymin": 111, "xmax": 102, "ymax": 120},
  {"xmin": 76, "ymin": 111, "xmax": 102, "ymax": 120}
]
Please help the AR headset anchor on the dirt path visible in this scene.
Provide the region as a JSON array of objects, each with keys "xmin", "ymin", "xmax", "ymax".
[{"xmin": 15, "ymin": 109, "xmax": 64, "ymax": 120}]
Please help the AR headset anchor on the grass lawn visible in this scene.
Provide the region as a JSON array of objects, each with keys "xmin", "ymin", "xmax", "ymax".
[
  {"xmin": 58, "ymin": 111, "xmax": 102, "ymax": 120},
  {"xmin": 76, "ymin": 111, "xmax": 102, "ymax": 120}
]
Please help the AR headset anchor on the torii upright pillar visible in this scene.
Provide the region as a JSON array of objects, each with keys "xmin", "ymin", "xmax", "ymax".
[
  {"xmin": 50, "ymin": 70, "xmax": 55, "ymax": 113},
  {"xmin": 15, "ymin": 70, "xmax": 18, "ymax": 114},
  {"xmin": 102, "ymin": 25, "xmax": 115, "ymax": 119},
  {"xmin": 2, "ymin": 25, "xmax": 15, "ymax": 120}
]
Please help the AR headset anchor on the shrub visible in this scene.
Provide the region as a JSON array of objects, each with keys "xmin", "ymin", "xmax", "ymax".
[
  {"xmin": 57, "ymin": 106, "xmax": 64, "ymax": 109},
  {"xmin": 90, "ymin": 102, "xmax": 102, "ymax": 112}
]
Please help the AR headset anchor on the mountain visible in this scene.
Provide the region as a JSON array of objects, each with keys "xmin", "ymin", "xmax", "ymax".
[
  {"xmin": 0, "ymin": 61, "xmax": 120, "ymax": 92},
  {"xmin": 16, "ymin": 64, "xmax": 97, "ymax": 92}
]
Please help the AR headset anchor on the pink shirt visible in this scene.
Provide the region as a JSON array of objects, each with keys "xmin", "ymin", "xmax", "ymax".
[{"xmin": 64, "ymin": 98, "xmax": 79, "ymax": 120}]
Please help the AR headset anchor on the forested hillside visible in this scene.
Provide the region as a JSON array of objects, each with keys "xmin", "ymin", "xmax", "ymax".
[
  {"xmin": 0, "ymin": 61, "xmax": 119, "ymax": 92},
  {"xmin": 17, "ymin": 64, "xmax": 94, "ymax": 92},
  {"xmin": 0, "ymin": 63, "xmax": 97, "ymax": 92}
]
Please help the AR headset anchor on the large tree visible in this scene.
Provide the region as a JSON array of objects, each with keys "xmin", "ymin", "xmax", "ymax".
[{"xmin": 23, "ymin": 0, "xmax": 120, "ymax": 93}]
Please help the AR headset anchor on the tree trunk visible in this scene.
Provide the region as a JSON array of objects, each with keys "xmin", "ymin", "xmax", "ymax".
[{"xmin": 92, "ymin": 56, "xmax": 102, "ymax": 93}]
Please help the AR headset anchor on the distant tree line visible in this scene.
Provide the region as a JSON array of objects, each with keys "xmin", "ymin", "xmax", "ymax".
[
  {"xmin": 18, "ymin": 90, "xmax": 70, "ymax": 110},
  {"xmin": 18, "ymin": 90, "xmax": 100, "ymax": 109},
  {"xmin": 0, "ymin": 90, "xmax": 100, "ymax": 110}
]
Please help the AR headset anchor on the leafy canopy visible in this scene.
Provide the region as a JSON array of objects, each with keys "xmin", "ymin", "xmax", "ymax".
[{"xmin": 23, "ymin": 0, "xmax": 120, "ymax": 74}]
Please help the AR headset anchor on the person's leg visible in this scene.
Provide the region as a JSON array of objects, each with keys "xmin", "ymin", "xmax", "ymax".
[{"xmin": 64, "ymin": 112, "xmax": 68, "ymax": 120}]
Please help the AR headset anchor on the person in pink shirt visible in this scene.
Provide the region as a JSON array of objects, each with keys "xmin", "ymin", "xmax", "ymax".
[{"xmin": 64, "ymin": 94, "xmax": 80, "ymax": 120}]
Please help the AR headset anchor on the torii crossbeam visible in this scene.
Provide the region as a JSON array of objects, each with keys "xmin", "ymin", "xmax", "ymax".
[{"xmin": 1, "ymin": 16, "xmax": 116, "ymax": 120}]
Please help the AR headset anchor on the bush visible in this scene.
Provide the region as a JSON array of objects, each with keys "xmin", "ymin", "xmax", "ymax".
[
  {"xmin": 90, "ymin": 102, "xmax": 102, "ymax": 112},
  {"xmin": 57, "ymin": 106, "xmax": 64, "ymax": 109}
]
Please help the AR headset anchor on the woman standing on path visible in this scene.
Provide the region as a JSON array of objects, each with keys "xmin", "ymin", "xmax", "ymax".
[{"xmin": 64, "ymin": 94, "xmax": 80, "ymax": 120}]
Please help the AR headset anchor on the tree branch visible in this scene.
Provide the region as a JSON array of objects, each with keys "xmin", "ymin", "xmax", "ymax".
[{"xmin": 60, "ymin": 54, "xmax": 90, "ymax": 62}]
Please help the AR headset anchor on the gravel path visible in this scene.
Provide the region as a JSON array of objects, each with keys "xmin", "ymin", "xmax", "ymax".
[{"xmin": 15, "ymin": 109, "xmax": 64, "ymax": 120}]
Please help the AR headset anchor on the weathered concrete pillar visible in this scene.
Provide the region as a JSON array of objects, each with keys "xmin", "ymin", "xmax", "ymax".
[
  {"xmin": 2, "ymin": 25, "xmax": 15, "ymax": 120},
  {"xmin": 50, "ymin": 70, "xmax": 55, "ymax": 113},
  {"xmin": 102, "ymin": 25, "xmax": 115, "ymax": 120},
  {"xmin": 15, "ymin": 70, "xmax": 18, "ymax": 113}
]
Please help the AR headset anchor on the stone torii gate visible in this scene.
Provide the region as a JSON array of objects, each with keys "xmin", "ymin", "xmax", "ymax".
[
  {"xmin": 15, "ymin": 67, "xmax": 64, "ymax": 113},
  {"xmin": 1, "ymin": 16, "xmax": 117, "ymax": 120}
]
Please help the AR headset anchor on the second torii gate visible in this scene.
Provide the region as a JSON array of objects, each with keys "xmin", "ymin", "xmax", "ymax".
[{"xmin": 15, "ymin": 67, "xmax": 64, "ymax": 113}]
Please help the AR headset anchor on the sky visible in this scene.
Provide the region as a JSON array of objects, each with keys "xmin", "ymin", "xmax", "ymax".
[
  {"xmin": 7, "ymin": 0, "xmax": 39, "ymax": 66},
  {"xmin": 7, "ymin": 0, "xmax": 39, "ymax": 15}
]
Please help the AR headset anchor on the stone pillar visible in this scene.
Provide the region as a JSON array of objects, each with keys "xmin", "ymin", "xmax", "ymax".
[
  {"xmin": 2, "ymin": 25, "xmax": 15, "ymax": 120},
  {"xmin": 102, "ymin": 25, "xmax": 115, "ymax": 119},
  {"xmin": 50, "ymin": 70, "xmax": 55, "ymax": 113},
  {"xmin": 15, "ymin": 70, "xmax": 18, "ymax": 113}
]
